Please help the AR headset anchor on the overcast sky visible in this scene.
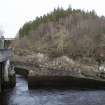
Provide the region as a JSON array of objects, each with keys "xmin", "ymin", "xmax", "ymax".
[{"xmin": 0, "ymin": 0, "xmax": 105, "ymax": 38}]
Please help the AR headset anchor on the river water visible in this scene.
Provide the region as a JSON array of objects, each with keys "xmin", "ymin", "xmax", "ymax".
[{"xmin": 1, "ymin": 75, "xmax": 105, "ymax": 105}]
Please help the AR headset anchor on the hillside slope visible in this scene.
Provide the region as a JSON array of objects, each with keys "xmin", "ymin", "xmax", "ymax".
[
  {"xmin": 10, "ymin": 7, "xmax": 105, "ymax": 83},
  {"xmin": 11, "ymin": 7, "xmax": 105, "ymax": 64}
]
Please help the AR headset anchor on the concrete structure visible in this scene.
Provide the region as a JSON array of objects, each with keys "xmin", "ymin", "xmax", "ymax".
[
  {"xmin": 0, "ymin": 37, "xmax": 15, "ymax": 92},
  {"xmin": 0, "ymin": 49, "xmax": 13, "ymax": 92},
  {"xmin": 4, "ymin": 38, "xmax": 14, "ymax": 48}
]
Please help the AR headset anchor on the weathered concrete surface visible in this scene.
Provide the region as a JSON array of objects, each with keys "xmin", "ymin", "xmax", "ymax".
[
  {"xmin": 28, "ymin": 76, "xmax": 105, "ymax": 89},
  {"xmin": 0, "ymin": 49, "xmax": 11, "ymax": 62},
  {"xmin": 28, "ymin": 68, "xmax": 105, "ymax": 89},
  {"xmin": 3, "ymin": 74, "xmax": 16, "ymax": 89},
  {"xmin": 14, "ymin": 66, "xmax": 29, "ymax": 77},
  {"xmin": 0, "ymin": 49, "xmax": 16, "ymax": 92}
]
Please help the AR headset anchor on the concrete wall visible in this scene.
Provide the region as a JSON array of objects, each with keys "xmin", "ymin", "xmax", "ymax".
[
  {"xmin": 28, "ymin": 75, "xmax": 105, "ymax": 89},
  {"xmin": 0, "ymin": 62, "xmax": 4, "ymax": 92},
  {"xmin": 0, "ymin": 36, "xmax": 4, "ymax": 49},
  {"xmin": 0, "ymin": 60, "xmax": 16, "ymax": 92}
]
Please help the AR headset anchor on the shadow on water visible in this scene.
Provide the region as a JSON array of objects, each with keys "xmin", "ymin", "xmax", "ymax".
[
  {"xmin": 0, "ymin": 92, "xmax": 8, "ymax": 105},
  {"xmin": 1, "ymin": 75, "xmax": 105, "ymax": 105}
]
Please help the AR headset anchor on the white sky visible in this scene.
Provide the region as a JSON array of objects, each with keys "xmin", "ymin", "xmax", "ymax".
[{"xmin": 0, "ymin": 0, "xmax": 105, "ymax": 38}]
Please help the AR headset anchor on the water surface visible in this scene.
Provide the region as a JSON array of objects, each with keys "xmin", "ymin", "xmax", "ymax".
[{"xmin": 2, "ymin": 75, "xmax": 105, "ymax": 105}]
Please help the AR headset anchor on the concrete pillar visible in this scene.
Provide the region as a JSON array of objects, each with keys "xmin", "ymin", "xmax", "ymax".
[
  {"xmin": 0, "ymin": 36, "xmax": 4, "ymax": 49},
  {"xmin": 0, "ymin": 62, "xmax": 4, "ymax": 92},
  {"xmin": 4, "ymin": 60, "xmax": 10, "ymax": 82},
  {"xmin": 0, "ymin": 63, "xmax": 2, "ymax": 92}
]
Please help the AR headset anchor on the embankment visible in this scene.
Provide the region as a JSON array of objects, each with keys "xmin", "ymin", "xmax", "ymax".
[
  {"xmin": 28, "ymin": 75, "xmax": 105, "ymax": 89},
  {"xmin": 11, "ymin": 55, "xmax": 105, "ymax": 89}
]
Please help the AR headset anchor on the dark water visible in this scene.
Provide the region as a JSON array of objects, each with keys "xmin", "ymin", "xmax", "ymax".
[{"xmin": 1, "ymin": 75, "xmax": 105, "ymax": 105}]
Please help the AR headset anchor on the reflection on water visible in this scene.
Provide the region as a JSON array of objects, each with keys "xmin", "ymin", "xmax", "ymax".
[{"xmin": 1, "ymin": 75, "xmax": 105, "ymax": 105}]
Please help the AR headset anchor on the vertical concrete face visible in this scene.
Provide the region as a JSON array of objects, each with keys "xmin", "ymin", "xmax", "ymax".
[
  {"xmin": 0, "ymin": 63, "xmax": 1, "ymax": 92},
  {"xmin": 0, "ymin": 60, "xmax": 16, "ymax": 92},
  {"xmin": 0, "ymin": 62, "xmax": 4, "ymax": 92},
  {"xmin": 0, "ymin": 36, "xmax": 4, "ymax": 49},
  {"xmin": 0, "ymin": 49, "xmax": 15, "ymax": 92},
  {"xmin": 4, "ymin": 60, "xmax": 10, "ymax": 82},
  {"xmin": 0, "ymin": 60, "xmax": 10, "ymax": 92},
  {"xmin": 0, "ymin": 36, "xmax": 8, "ymax": 92}
]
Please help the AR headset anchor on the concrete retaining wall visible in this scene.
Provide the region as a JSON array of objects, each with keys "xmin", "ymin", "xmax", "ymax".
[
  {"xmin": 13, "ymin": 66, "xmax": 105, "ymax": 89},
  {"xmin": 14, "ymin": 67, "xmax": 29, "ymax": 77},
  {"xmin": 28, "ymin": 76, "xmax": 105, "ymax": 89}
]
